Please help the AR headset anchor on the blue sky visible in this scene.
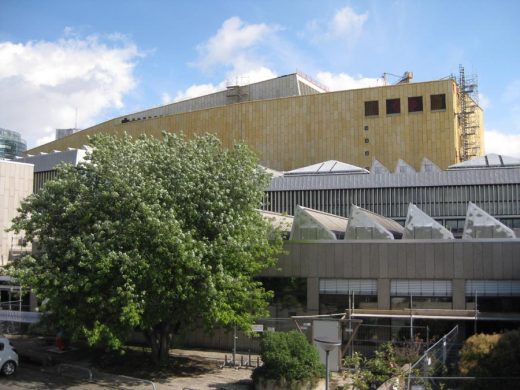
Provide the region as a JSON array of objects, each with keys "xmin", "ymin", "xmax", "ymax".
[{"xmin": 1, "ymin": 0, "xmax": 520, "ymax": 156}]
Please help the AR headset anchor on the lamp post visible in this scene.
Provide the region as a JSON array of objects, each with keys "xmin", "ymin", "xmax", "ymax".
[{"xmin": 314, "ymin": 337, "xmax": 341, "ymax": 390}]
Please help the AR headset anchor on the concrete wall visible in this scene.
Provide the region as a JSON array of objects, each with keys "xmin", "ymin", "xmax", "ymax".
[
  {"xmin": 0, "ymin": 160, "xmax": 33, "ymax": 265},
  {"xmin": 28, "ymin": 80, "xmax": 481, "ymax": 171},
  {"xmin": 260, "ymin": 240, "xmax": 520, "ymax": 312}
]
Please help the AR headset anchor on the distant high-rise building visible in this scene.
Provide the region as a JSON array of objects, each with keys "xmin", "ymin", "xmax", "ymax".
[
  {"xmin": 56, "ymin": 128, "xmax": 77, "ymax": 140},
  {"xmin": 0, "ymin": 128, "xmax": 27, "ymax": 159}
]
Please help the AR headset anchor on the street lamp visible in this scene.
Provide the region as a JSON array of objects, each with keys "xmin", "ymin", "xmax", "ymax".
[{"xmin": 314, "ymin": 337, "xmax": 342, "ymax": 390}]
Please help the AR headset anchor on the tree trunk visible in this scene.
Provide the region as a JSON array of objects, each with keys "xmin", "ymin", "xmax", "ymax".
[{"xmin": 146, "ymin": 322, "xmax": 172, "ymax": 365}]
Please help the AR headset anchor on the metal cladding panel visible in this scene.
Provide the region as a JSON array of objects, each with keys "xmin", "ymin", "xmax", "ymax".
[
  {"xmin": 390, "ymin": 280, "xmax": 452, "ymax": 296},
  {"xmin": 19, "ymin": 149, "xmax": 87, "ymax": 172},
  {"xmin": 267, "ymin": 167, "xmax": 520, "ymax": 191},
  {"xmin": 122, "ymin": 74, "xmax": 303, "ymax": 121},
  {"xmin": 319, "ymin": 279, "xmax": 377, "ymax": 295},
  {"xmin": 465, "ymin": 280, "xmax": 520, "ymax": 296}
]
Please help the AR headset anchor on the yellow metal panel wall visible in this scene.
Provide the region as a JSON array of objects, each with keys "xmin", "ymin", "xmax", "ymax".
[{"xmin": 28, "ymin": 79, "xmax": 482, "ymax": 171}]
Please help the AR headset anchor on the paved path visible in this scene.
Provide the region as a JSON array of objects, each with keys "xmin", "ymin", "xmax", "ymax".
[
  {"xmin": 0, "ymin": 364, "xmax": 112, "ymax": 390},
  {"xmin": 0, "ymin": 360, "xmax": 254, "ymax": 390}
]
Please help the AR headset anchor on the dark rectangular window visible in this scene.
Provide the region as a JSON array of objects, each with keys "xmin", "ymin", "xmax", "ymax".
[
  {"xmin": 431, "ymin": 94, "xmax": 446, "ymax": 110},
  {"xmin": 386, "ymin": 98, "xmax": 400, "ymax": 114},
  {"xmin": 408, "ymin": 96, "xmax": 423, "ymax": 112},
  {"xmin": 365, "ymin": 101, "xmax": 379, "ymax": 116}
]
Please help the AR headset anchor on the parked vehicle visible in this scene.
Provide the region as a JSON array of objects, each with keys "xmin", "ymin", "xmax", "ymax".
[{"xmin": 0, "ymin": 337, "xmax": 18, "ymax": 376}]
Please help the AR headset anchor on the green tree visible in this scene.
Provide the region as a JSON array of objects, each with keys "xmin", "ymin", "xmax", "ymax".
[{"xmin": 10, "ymin": 133, "xmax": 283, "ymax": 363}]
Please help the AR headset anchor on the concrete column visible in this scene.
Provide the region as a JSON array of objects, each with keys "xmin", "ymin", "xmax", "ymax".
[
  {"xmin": 378, "ymin": 278, "xmax": 391, "ymax": 310},
  {"xmin": 307, "ymin": 277, "xmax": 320, "ymax": 315},
  {"xmin": 452, "ymin": 279, "xmax": 466, "ymax": 310}
]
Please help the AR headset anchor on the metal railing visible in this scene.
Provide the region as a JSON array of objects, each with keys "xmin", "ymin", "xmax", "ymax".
[{"xmin": 406, "ymin": 325, "xmax": 460, "ymax": 390}]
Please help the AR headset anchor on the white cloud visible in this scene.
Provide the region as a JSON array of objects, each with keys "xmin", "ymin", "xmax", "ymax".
[
  {"xmin": 316, "ymin": 71, "xmax": 381, "ymax": 91},
  {"xmin": 171, "ymin": 18, "xmax": 280, "ymax": 104},
  {"xmin": 485, "ymin": 129, "xmax": 520, "ymax": 158},
  {"xmin": 330, "ymin": 6, "xmax": 369, "ymax": 37},
  {"xmin": 306, "ymin": 6, "xmax": 368, "ymax": 42},
  {"xmin": 161, "ymin": 92, "xmax": 173, "ymax": 105},
  {"xmin": 0, "ymin": 34, "xmax": 140, "ymax": 148},
  {"xmin": 174, "ymin": 82, "xmax": 222, "ymax": 102},
  {"xmin": 195, "ymin": 17, "xmax": 279, "ymax": 72}
]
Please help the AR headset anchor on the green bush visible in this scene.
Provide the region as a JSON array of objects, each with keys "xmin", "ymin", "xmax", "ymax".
[
  {"xmin": 343, "ymin": 343, "xmax": 405, "ymax": 390},
  {"xmin": 252, "ymin": 331, "xmax": 324, "ymax": 386},
  {"xmin": 458, "ymin": 332, "xmax": 501, "ymax": 377},
  {"xmin": 459, "ymin": 329, "xmax": 520, "ymax": 380}
]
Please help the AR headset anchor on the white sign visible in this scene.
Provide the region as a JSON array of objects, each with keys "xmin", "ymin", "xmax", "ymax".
[{"xmin": 251, "ymin": 324, "xmax": 264, "ymax": 332}]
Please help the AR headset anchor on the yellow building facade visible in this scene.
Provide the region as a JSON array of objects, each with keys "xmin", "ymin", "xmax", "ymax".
[{"xmin": 28, "ymin": 77, "xmax": 484, "ymax": 171}]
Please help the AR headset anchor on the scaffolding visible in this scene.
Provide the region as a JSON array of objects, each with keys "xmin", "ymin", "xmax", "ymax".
[
  {"xmin": 458, "ymin": 65, "xmax": 481, "ymax": 161},
  {"xmin": 226, "ymin": 76, "xmax": 250, "ymax": 104}
]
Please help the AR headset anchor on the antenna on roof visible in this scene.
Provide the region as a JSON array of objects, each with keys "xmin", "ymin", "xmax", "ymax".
[{"xmin": 382, "ymin": 71, "xmax": 413, "ymax": 85}]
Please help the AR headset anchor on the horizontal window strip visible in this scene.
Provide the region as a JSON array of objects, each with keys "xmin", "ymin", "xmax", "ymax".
[
  {"xmin": 319, "ymin": 279, "xmax": 377, "ymax": 295},
  {"xmin": 465, "ymin": 280, "xmax": 520, "ymax": 296},
  {"xmin": 391, "ymin": 280, "xmax": 452, "ymax": 297}
]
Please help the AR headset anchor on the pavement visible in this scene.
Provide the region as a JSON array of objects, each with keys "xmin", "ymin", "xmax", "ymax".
[
  {"xmin": 4, "ymin": 335, "xmax": 348, "ymax": 389},
  {"xmin": 6, "ymin": 335, "xmax": 257, "ymax": 390}
]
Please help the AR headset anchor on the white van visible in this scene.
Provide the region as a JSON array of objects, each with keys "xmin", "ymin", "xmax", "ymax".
[{"xmin": 0, "ymin": 337, "xmax": 18, "ymax": 376}]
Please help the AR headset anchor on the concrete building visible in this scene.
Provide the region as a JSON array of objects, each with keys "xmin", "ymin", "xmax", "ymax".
[
  {"xmin": 0, "ymin": 160, "xmax": 33, "ymax": 265},
  {"xmin": 26, "ymin": 71, "xmax": 484, "ymax": 171},
  {"xmin": 0, "ymin": 128, "xmax": 26, "ymax": 160},
  {"xmin": 261, "ymin": 238, "xmax": 520, "ymax": 321},
  {"xmin": 9, "ymin": 146, "xmax": 520, "ymax": 354}
]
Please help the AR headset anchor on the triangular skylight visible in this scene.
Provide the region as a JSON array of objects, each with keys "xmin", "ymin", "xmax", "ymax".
[
  {"xmin": 370, "ymin": 160, "xmax": 390, "ymax": 174},
  {"xmin": 462, "ymin": 202, "xmax": 516, "ymax": 239},
  {"xmin": 290, "ymin": 205, "xmax": 348, "ymax": 240},
  {"xmin": 404, "ymin": 203, "xmax": 454, "ymax": 239},
  {"xmin": 394, "ymin": 159, "xmax": 416, "ymax": 174},
  {"xmin": 420, "ymin": 158, "xmax": 442, "ymax": 173},
  {"xmin": 448, "ymin": 154, "xmax": 520, "ymax": 170},
  {"xmin": 345, "ymin": 205, "xmax": 404, "ymax": 240},
  {"xmin": 285, "ymin": 160, "xmax": 369, "ymax": 176}
]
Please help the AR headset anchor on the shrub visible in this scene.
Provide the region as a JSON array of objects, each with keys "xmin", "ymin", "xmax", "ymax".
[
  {"xmin": 252, "ymin": 331, "xmax": 324, "ymax": 386},
  {"xmin": 459, "ymin": 329, "xmax": 520, "ymax": 378},
  {"xmin": 458, "ymin": 332, "xmax": 501, "ymax": 377},
  {"xmin": 343, "ymin": 343, "xmax": 405, "ymax": 390}
]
